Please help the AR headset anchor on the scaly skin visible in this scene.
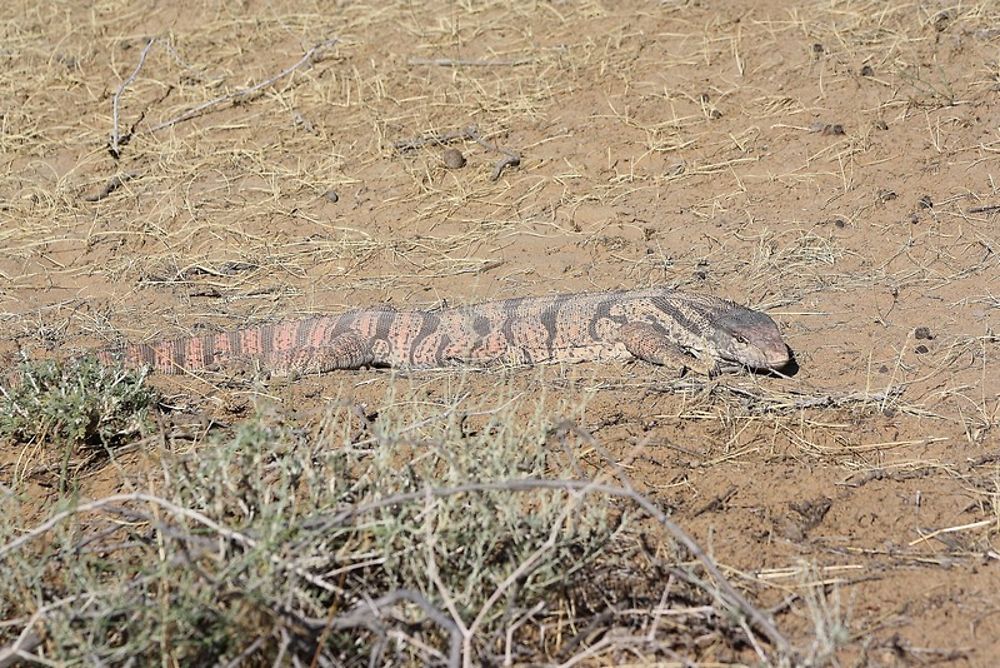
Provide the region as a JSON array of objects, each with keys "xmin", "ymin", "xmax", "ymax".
[{"xmin": 95, "ymin": 288, "xmax": 791, "ymax": 377}]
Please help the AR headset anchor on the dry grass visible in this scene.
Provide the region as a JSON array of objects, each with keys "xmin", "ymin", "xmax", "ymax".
[{"xmin": 2, "ymin": 369, "xmax": 804, "ymax": 665}]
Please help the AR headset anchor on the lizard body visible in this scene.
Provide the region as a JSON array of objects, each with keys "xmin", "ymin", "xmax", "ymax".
[{"xmin": 95, "ymin": 288, "xmax": 790, "ymax": 377}]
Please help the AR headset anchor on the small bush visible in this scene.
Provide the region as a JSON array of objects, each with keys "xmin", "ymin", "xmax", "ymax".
[
  {"xmin": 0, "ymin": 391, "xmax": 646, "ymax": 665},
  {"xmin": 0, "ymin": 357, "xmax": 156, "ymax": 448}
]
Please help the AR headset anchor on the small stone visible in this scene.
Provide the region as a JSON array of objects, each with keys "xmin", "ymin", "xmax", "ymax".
[
  {"xmin": 914, "ymin": 344, "xmax": 929, "ymax": 354},
  {"xmin": 442, "ymin": 148, "xmax": 466, "ymax": 169},
  {"xmin": 861, "ymin": 64, "xmax": 874, "ymax": 76},
  {"xmin": 914, "ymin": 326, "xmax": 934, "ymax": 340},
  {"xmin": 918, "ymin": 195, "xmax": 933, "ymax": 209},
  {"xmin": 874, "ymin": 120, "xmax": 889, "ymax": 130},
  {"xmin": 812, "ymin": 43, "xmax": 824, "ymax": 54},
  {"xmin": 323, "ymin": 190, "xmax": 339, "ymax": 203},
  {"xmin": 877, "ymin": 189, "xmax": 897, "ymax": 202}
]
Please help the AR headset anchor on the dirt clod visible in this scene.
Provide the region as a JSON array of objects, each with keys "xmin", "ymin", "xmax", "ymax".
[{"xmin": 442, "ymin": 147, "xmax": 466, "ymax": 169}]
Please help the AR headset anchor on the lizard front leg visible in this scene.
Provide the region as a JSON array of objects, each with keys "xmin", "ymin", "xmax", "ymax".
[{"xmin": 618, "ymin": 321, "xmax": 719, "ymax": 377}]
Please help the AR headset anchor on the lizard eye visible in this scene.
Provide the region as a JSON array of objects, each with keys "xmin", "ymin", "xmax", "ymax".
[{"xmin": 734, "ymin": 334, "xmax": 748, "ymax": 345}]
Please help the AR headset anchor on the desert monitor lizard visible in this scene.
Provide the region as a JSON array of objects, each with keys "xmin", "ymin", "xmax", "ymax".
[{"xmin": 94, "ymin": 288, "xmax": 791, "ymax": 378}]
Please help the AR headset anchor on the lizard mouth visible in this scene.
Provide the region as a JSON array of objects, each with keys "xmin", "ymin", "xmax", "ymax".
[
  {"xmin": 725, "ymin": 343, "xmax": 790, "ymax": 371},
  {"xmin": 755, "ymin": 343, "xmax": 792, "ymax": 370},
  {"xmin": 763, "ymin": 344, "xmax": 791, "ymax": 369}
]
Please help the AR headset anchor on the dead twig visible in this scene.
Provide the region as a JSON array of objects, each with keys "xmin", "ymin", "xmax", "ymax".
[
  {"xmin": 289, "ymin": 590, "xmax": 462, "ymax": 668},
  {"xmin": 82, "ymin": 172, "xmax": 139, "ymax": 202},
  {"xmin": 0, "ymin": 628, "xmax": 42, "ymax": 668},
  {"xmin": 146, "ymin": 38, "xmax": 337, "ymax": 134},
  {"xmin": 394, "ymin": 126, "xmax": 479, "ymax": 152},
  {"xmin": 110, "ymin": 37, "xmax": 156, "ymax": 159},
  {"xmin": 968, "ymin": 204, "xmax": 1000, "ymax": 214},
  {"xmin": 407, "ymin": 57, "xmax": 532, "ymax": 67},
  {"xmin": 0, "ymin": 492, "xmax": 344, "ymax": 596}
]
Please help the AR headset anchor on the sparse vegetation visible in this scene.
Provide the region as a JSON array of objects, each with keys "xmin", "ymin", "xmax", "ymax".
[{"xmin": 0, "ymin": 392, "xmax": 784, "ymax": 665}]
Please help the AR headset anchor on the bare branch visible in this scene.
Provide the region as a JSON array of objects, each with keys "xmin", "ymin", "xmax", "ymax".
[
  {"xmin": 394, "ymin": 126, "xmax": 478, "ymax": 152},
  {"xmin": 0, "ymin": 628, "xmax": 42, "ymax": 668},
  {"xmin": 301, "ymin": 589, "xmax": 462, "ymax": 668},
  {"xmin": 407, "ymin": 57, "xmax": 532, "ymax": 67},
  {"xmin": 146, "ymin": 38, "xmax": 338, "ymax": 134},
  {"xmin": 110, "ymin": 38, "xmax": 156, "ymax": 159},
  {"xmin": 328, "ymin": 477, "xmax": 792, "ymax": 657}
]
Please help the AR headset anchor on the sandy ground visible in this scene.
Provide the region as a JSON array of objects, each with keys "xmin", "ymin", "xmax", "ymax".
[{"xmin": 2, "ymin": 0, "xmax": 998, "ymax": 664}]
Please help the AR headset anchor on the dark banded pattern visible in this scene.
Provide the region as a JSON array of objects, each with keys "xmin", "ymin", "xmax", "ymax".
[{"xmin": 93, "ymin": 288, "xmax": 791, "ymax": 377}]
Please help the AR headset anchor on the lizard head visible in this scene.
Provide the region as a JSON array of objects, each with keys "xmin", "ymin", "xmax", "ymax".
[{"xmin": 709, "ymin": 305, "xmax": 791, "ymax": 371}]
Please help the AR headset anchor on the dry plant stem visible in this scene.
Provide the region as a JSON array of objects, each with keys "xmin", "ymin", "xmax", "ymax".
[
  {"xmin": 394, "ymin": 126, "xmax": 479, "ymax": 152},
  {"xmin": 2, "ymin": 483, "xmax": 791, "ymax": 659},
  {"xmin": 299, "ymin": 590, "xmax": 460, "ymax": 668},
  {"xmin": 83, "ymin": 172, "xmax": 139, "ymax": 202},
  {"xmin": 0, "ymin": 593, "xmax": 91, "ymax": 668},
  {"xmin": 333, "ymin": 478, "xmax": 792, "ymax": 658},
  {"xmin": 462, "ymin": 487, "xmax": 582, "ymax": 664},
  {"xmin": 503, "ymin": 601, "xmax": 546, "ymax": 665},
  {"xmin": 110, "ymin": 37, "xmax": 155, "ymax": 158},
  {"xmin": 0, "ymin": 493, "xmax": 343, "ymax": 596},
  {"xmin": 0, "ymin": 496, "xmax": 460, "ymax": 666},
  {"xmin": 564, "ymin": 422, "xmax": 783, "ymax": 658},
  {"xmin": 146, "ymin": 38, "xmax": 337, "ymax": 134},
  {"xmin": 407, "ymin": 57, "xmax": 532, "ymax": 67},
  {"xmin": 0, "ymin": 627, "xmax": 41, "ymax": 668}
]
